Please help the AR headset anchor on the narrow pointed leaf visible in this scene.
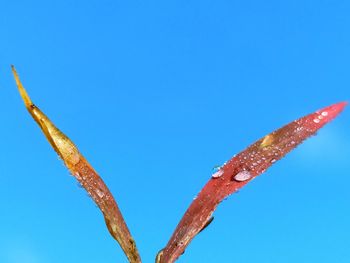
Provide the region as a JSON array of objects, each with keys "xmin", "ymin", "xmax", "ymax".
[
  {"xmin": 12, "ymin": 66, "xmax": 141, "ymax": 263},
  {"xmin": 159, "ymin": 102, "xmax": 347, "ymax": 263}
]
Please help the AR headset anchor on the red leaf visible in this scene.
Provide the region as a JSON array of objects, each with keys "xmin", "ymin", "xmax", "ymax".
[{"xmin": 159, "ymin": 102, "xmax": 347, "ymax": 263}]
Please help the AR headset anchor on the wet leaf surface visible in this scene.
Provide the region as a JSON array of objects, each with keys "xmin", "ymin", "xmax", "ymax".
[
  {"xmin": 12, "ymin": 66, "xmax": 141, "ymax": 263},
  {"xmin": 159, "ymin": 101, "xmax": 347, "ymax": 263}
]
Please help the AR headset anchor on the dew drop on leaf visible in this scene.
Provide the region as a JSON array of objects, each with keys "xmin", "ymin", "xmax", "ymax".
[
  {"xmin": 233, "ymin": 170, "xmax": 252, "ymax": 182},
  {"xmin": 212, "ymin": 169, "xmax": 224, "ymax": 179},
  {"xmin": 96, "ymin": 189, "xmax": 105, "ymax": 199}
]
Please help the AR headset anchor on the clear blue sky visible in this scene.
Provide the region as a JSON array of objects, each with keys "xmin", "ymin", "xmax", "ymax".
[{"xmin": 0, "ymin": 1, "xmax": 349, "ymax": 262}]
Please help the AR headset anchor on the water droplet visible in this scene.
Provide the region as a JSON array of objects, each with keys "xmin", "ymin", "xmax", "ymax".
[
  {"xmin": 96, "ymin": 189, "xmax": 105, "ymax": 199},
  {"xmin": 271, "ymin": 159, "xmax": 276, "ymax": 163},
  {"xmin": 321, "ymin": 111, "xmax": 328, "ymax": 116},
  {"xmin": 313, "ymin": 118, "xmax": 320, "ymax": 123},
  {"xmin": 212, "ymin": 169, "xmax": 224, "ymax": 178},
  {"xmin": 70, "ymin": 152, "xmax": 81, "ymax": 165},
  {"xmin": 233, "ymin": 170, "xmax": 252, "ymax": 182},
  {"xmin": 212, "ymin": 165, "xmax": 221, "ymax": 171},
  {"xmin": 74, "ymin": 172, "xmax": 82, "ymax": 180}
]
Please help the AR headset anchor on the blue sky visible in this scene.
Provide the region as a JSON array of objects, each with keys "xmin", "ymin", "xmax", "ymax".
[{"xmin": 0, "ymin": 1, "xmax": 349, "ymax": 262}]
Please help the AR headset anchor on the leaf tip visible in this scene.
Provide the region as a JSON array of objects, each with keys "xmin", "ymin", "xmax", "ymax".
[
  {"xmin": 317, "ymin": 101, "xmax": 347, "ymax": 124},
  {"xmin": 11, "ymin": 66, "xmax": 33, "ymax": 109}
]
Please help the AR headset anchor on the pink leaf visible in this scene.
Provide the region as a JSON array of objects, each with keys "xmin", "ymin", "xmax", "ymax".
[{"xmin": 159, "ymin": 102, "xmax": 347, "ymax": 263}]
